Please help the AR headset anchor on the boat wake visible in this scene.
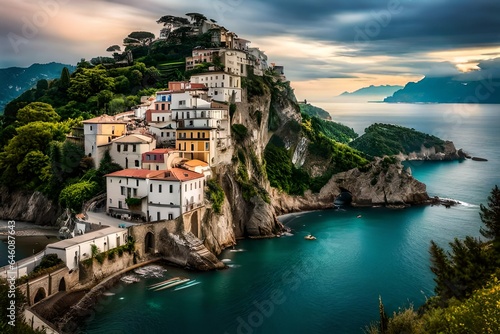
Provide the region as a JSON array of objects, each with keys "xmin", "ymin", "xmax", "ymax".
[
  {"xmin": 121, "ymin": 275, "xmax": 140, "ymax": 284},
  {"xmin": 227, "ymin": 264, "xmax": 241, "ymax": 268},
  {"xmin": 229, "ymin": 248, "xmax": 246, "ymax": 252},
  {"xmin": 221, "ymin": 258, "xmax": 232, "ymax": 262},
  {"xmin": 134, "ymin": 265, "xmax": 167, "ymax": 278},
  {"xmin": 439, "ymin": 197, "xmax": 479, "ymax": 208}
]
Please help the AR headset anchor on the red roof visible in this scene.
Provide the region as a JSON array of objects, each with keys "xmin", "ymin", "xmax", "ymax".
[
  {"xmin": 105, "ymin": 169, "xmax": 163, "ymax": 179},
  {"xmin": 150, "ymin": 168, "xmax": 204, "ymax": 182}
]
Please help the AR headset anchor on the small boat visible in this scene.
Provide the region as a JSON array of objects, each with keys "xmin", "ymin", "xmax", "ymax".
[
  {"xmin": 148, "ymin": 277, "xmax": 182, "ymax": 289},
  {"xmin": 304, "ymin": 235, "xmax": 316, "ymax": 240},
  {"xmin": 154, "ymin": 278, "xmax": 190, "ymax": 291},
  {"xmin": 174, "ymin": 280, "xmax": 201, "ymax": 291},
  {"xmin": 357, "ymin": 215, "xmax": 362, "ymax": 218}
]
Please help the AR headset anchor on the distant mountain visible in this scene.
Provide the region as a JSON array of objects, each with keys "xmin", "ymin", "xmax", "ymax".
[
  {"xmin": 0, "ymin": 62, "xmax": 76, "ymax": 113},
  {"xmin": 334, "ymin": 85, "xmax": 403, "ymax": 102},
  {"xmin": 299, "ymin": 103, "xmax": 331, "ymax": 120},
  {"xmin": 384, "ymin": 58, "xmax": 500, "ymax": 103}
]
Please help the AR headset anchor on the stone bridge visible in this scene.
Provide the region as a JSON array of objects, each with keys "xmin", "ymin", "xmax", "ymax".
[
  {"xmin": 130, "ymin": 206, "xmax": 205, "ymax": 259},
  {"xmin": 17, "ymin": 267, "xmax": 79, "ymax": 306}
]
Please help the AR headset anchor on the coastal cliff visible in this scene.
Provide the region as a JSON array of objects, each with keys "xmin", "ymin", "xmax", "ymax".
[
  {"xmin": 0, "ymin": 186, "xmax": 61, "ymax": 225},
  {"xmin": 271, "ymin": 157, "xmax": 429, "ymax": 214}
]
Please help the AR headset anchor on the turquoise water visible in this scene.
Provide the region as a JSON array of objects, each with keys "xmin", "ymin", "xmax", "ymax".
[{"xmin": 81, "ymin": 104, "xmax": 500, "ymax": 334}]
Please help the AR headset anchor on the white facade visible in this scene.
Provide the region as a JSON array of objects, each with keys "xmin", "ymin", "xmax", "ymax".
[
  {"xmin": 142, "ymin": 149, "xmax": 180, "ymax": 170},
  {"xmin": 190, "ymin": 72, "xmax": 242, "ymax": 102},
  {"xmin": 109, "ymin": 134, "xmax": 156, "ymax": 170},
  {"xmin": 148, "ymin": 123, "xmax": 176, "ymax": 147},
  {"xmin": 106, "ymin": 168, "xmax": 205, "ymax": 222},
  {"xmin": 45, "ymin": 227, "xmax": 128, "ymax": 271},
  {"xmin": 221, "ymin": 49, "xmax": 250, "ymax": 77}
]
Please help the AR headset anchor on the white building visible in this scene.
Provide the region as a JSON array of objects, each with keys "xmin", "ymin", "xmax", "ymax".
[
  {"xmin": 82, "ymin": 115, "xmax": 127, "ymax": 169},
  {"xmin": 189, "ymin": 72, "xmax": 242, "ymax": 103},
  {"xmin": 148, "ymin": 168, "xmax": 205, "ymax": 222},
  {"xmin": 182, "ymin": 159, "xmax": 212, "ymax": 180},
  {"xmin": 106, "ymin": 168, "xmax": 205, "ymax": 222},
  {"xmin": 220, "ymin": 49, "xmax": 250, "ymax": 77},
  {"xmin": 45, "ymin": 226, "xmax": 128, "ymax": 271},
  {"xmin": 109, "ymin": 134, "xmax": 156, "ymax": 169}
]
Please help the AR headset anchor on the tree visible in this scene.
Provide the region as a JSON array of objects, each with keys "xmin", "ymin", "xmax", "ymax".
[
  {"xmin": 16, "ymin": 102, "xmax": 60, "ymax": 125},
  {"xmin": 123, "ymin": 31, "xmax": 155, "ymax": 47},
  {"xmin": 479, "ymin": 185, "xmax": 500, "ymax": 242},
  {"xmin": 186, "ymin": 12, "xmax": 207, "ymax": 25},
  {"xmin": 59, "ymin": 180, "xmax": 99, "ymax": 213},
  {"xmin": 67, "ymin": 67, "xmax": 115, "ymax": 102},
  {"xmin": 106, "ymin": 44, "xmax": 121, "ymax": 52},
  {"xmin": 157, "ymin": 15, "xmax": 190, "ymax": 27},
  {"xmin": 60, "ymin": 66, "xmax": 71, "ymax": 89},
  {"xmin": 16, "ymin": 150, "xmax": 50, "ymax": 189}
]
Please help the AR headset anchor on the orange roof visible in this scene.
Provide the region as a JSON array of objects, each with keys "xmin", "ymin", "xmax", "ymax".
[
  {"xmin": 82, "ymin": 114, "xmax": 127, "ymax": 124},
  {"xmin": 146, "ymin": 148, "xmax": 176, "ymax": 154},
  {"xmin": 184, "ymin": 159, "xmax": 209, "ymax": 168},
  {"xmin": 150, "ymin": 168, "xmax": 204, "ymax": 182},
  {"xmin": 105, "ymin": 169, "xmax": 163, "ymax": 179}
]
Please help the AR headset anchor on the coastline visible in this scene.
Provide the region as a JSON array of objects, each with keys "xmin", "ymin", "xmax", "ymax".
[{"xmin": 0, "ymin": 220, "xmax": 59, "ymax": 237}]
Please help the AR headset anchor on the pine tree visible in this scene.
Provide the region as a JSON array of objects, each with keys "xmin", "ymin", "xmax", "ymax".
[
  {"xmin": 378, "ymin": 295, "xmax": 388, "ymax": 334},
  {"xmin": 479, "ymin": 185, "xmax": 500, "ymax": 242},
  {"xmin": 429, "ymin": 240, "xmax": 455, "ymax": 299},
  {"xmin": 60, "ymin": 67, "xmax": 70, "ymax": 89}
]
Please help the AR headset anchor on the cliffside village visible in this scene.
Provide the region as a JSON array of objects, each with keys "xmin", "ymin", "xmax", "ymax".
[{"xmin": 77, "ymin": 27, "xmax": 283, "ymax": 223}]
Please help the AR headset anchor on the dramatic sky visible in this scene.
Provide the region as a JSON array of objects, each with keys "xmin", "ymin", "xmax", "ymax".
[{"xmin": 1, "ymin": 0, "xmax": 500, "ymax": 101}]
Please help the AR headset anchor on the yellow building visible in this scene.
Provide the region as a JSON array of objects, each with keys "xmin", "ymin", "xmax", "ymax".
[
  {"xmin": 83, "ymin": 115, "xmax": 127, "ymax": 168},
  {"xmin": 176, "ymin": 129, "xmax": 213, "ymax": 163}
]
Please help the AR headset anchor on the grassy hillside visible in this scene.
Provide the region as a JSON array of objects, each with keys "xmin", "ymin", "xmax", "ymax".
[
  {"xmin": 349, "ymin": 123, "xmax": 445, "ymax": 158},
  {"xmin": 299, "ymin": 103, "xmax": 331, "ymax": 119}
]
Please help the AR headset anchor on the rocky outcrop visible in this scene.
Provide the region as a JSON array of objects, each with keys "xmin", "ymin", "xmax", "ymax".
[
  {"xmin": 202, "ymin": 203, "xmax": 236, "ymax": 255},
  {"xmin": 158, "ymin": 229, "xmax": 225, "ymax": 271},
  {"xmin": 0, "ymin": 186, "xmax": 61, "ymax": 225},
  {"xmin": 398, "ymin": 141, "xmax": 461, "ymax": 161},
  {"xmin": 271, "ymin": 157, "xmax": 430, "ymax": 213}
]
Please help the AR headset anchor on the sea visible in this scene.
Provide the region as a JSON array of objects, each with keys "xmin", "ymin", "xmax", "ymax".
[{"xmin": 27, "ymin": 103, "xmax": 500, "ymax": 333}]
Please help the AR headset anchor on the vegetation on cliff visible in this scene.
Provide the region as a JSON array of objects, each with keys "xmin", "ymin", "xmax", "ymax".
[
  {"xmin": 367, "ymin": 185, "xmax": 500, "ymax": 333},
  {"xmin": 299, "ymin": 103, "xmax": 331, "ymax": 120},
  {"xmin": 349, "ymin": 123, "xmax": 445, "ymax": 158}
]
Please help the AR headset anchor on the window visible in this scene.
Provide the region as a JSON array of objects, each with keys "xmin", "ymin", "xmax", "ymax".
[
  {"xmin": 121, "ymin": 187, "xmax": 125, "ymax": 195},
  {"xmin": 124, "ymin": 144, "xmax": 128, "ymax": 152},
  {"xmin": 197, "ymin": 132, "xmax": 200, "ymax": 138},
  {"xmin": 221, "ymin": 82, "xmax": 224, "ymax": 87},
  {"xmin": 133, "ymin": 188, "xmax": 137, "ymax": 196},
  {"xmin": 136, "ymin": 180, "xmax": 139, "ymax": 186},
  {"xmin": 132, "ymin": 145, "xmax": 136, "ymax": 152},
  {"xmin": 189, "ymin": 120, "xmax": 193, "ymax": 126},
  {"xmin": 162, "ymin": 117, "xmax": 165, "ymax": 121},
  {"xmin": 199, "ymin": 180, "xmax": 201, "ymax": 188},
  {"xmin": 161, "ymin": 95, "xmax": 166, "ymax": 102},
  {"xmin": 117, "ymin": 144, "xmax": 121, "ymax": 152},
  {"xmin": 190, "ymin": 183, "xmax": 192, "ymax": 191},
  {"xmin": 169, "ymin": 185, "xmax": 173, "ymax": 193},
  {"xmin": 202, "ymin": 132, "xmax": 206, "ymax": 138},
  {"xmin": 159, "ymin": 184, "xmax": 162, "ymax": 193},
  {"xmin": 185, "ymin": 184, "xmax": 187, "ymax": 192},
  {"xmin": 118, "ymin": 201, "xmax": 122, "ymax": 209},
  {"xmin": 168, "ymin": 214, "xmax": 173, "ymax": 220},
  {"xmin": 161, "ymin": 104, "xmax": 165, "ymax": 111},
  {"xmin": 157, "ymin": 116, "xmax": 160, "ymax": 121},
  {"xmin": 191, "ymin": 144, "xmax": 194, "ymax": 151},
  {"xmin": 214, "ymin": 91, "xmax": 218, "ymax": 95},
  {"xmin": 112, "ymin": 126, "xmax": 115, "ymax": 135},
  {"xmin": 135, "ymin": 160, "xmax": 139, "ymax": 167},
  {"xmin": 150, "ymin": 184, "xmax": 153, "ymax": 192},
  {"xmin": 190, "ymin": 133, "xmax": 193, "ymax": 138},
  {"xmin": 156, "ymin": 166, "xmax": 159, "ymax": 170},
  {"xmin": 156, "ymin": 104, "xmax": 159, "ymax": 110},
  {"xmin": 167, "ymin": 132, "xmax": 170, "ymax": 137},
  {"xmin": 205, "ymin": 142, "xmax": 209, "ymax": 151},
  {"xmin": 161, "ymin": 132, "xmax": 164, "ymax": 137},
  {"xmin": 110, "ymin": 199, "xmax": 112, "ymax": 203},
  {"xmin": 178, "ymin": 144, "xmax": 181, "ymax": 150}
]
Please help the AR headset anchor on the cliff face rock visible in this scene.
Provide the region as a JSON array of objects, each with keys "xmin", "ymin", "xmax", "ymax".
[
  {"xmin": 0, "ymin": 186, "xmax": 61, "ymax": 225},
  {"xmin": 271, "ymin": 158, "xmax": 429, "ymax": 213},
  {"xmin": 158, "ymin": 229, "xmax": 225, "ymax": 271},
  {"xmin": 202, "ymin": 202, "xmax": 236, "ymax": 255},
  {"xmin": 216, "ymin": 164, "xmax": 282, "ymax": 239},
  {"xmin": 332, "ymin": 158, "xmax": 429, "ymax": 206},
  {"xmin": 399, "ymin": 141, "xmax": 460, "ymax": 161}
]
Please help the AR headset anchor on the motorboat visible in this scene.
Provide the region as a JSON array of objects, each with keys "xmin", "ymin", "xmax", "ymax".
[{"xmin": 304, "ymin": 235, "xmax": 316, "ymax": 240}]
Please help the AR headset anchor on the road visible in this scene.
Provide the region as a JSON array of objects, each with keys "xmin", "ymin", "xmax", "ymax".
[{"xmin": 86, "ymin": 211, "xmax": 141, "ymax": 228}]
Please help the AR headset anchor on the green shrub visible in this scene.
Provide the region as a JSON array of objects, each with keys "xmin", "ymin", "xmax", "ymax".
[
  {"xmin": 206, "ymin": 179, "xmax": 225, "ymax": 214},
  {"xmin": 231, "ymin": 124, "xmax": 248, "ymax": 143}
]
